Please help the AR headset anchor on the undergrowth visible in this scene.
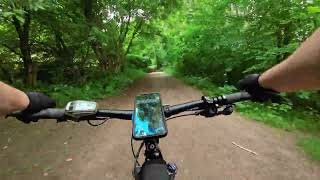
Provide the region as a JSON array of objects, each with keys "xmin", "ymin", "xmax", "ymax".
[
  {"xmin": 33, "ymin": 68, "xmax": 145, "ymax": 106},
  {"xmin": 173, "ymin": 73, "xmax": 320, "ymax": 161}
]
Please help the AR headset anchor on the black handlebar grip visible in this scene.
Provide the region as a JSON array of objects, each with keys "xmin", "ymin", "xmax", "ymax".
[
  {"xmin": 223, "ymin": 92, "xmax": 252, "ymax": 104},
  {"xmin": 27, "ymin": 108, "xmax": 65, "ymax": 120}
]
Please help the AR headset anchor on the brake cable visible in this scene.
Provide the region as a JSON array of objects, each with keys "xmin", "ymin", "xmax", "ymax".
[
  {"xmin": 87, "ymin": 117, "xmax": 110, "ymax": 126},
  {"xmin": 166, "ymin": 112, "xmax": 200, "ymax": 120},
  {"xmin": 131, "ymin": 135, "xmax": 144, "ymax": 167}
]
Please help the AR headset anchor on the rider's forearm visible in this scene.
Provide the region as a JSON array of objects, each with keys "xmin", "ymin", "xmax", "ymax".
[
  {"xmin": 259, "ymin": 28, "xmax": 320, "ymax": 92},
  {"xmin": 0, "ymin": 82, "xmax": 29, "ymax": 115}
]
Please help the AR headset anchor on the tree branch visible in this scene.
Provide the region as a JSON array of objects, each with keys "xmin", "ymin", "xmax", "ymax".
[
  {"xmin": 12, "ymin": 16, "xmax": 23, "ymax": 39},
  {"xmin": 125, "ymin": 19, "xmax": 143, "ymax": 55},
  {"xmin": 119, "ymin": 0, "xmax": 135, "ymax": 43},
  {"xmin": 32, "ymin": 41, "xmax": 56, "ymax": 54},
  {"xmin": 23, "ymin": 10, "xmax": 31, "ymax": 33},
  {"xmin": 1, "ymin": 43, "xmax": 20, "ymax": 56},
  {"xmin": 119, "ymin": 15, "xmax": 125, "ymax": 38}
]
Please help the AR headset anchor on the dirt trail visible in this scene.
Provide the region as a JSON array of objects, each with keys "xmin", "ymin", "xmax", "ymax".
[{"xmin": 1, "ymin": 72, "xmax": 320, "ymax": 180}]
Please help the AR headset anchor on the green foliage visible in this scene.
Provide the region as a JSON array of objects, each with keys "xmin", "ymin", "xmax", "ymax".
[
  {"xmin": 0, "ymin": 0, "xmax": 180, "ymax": 86},
  {"xmin": 138, "ymin": 0, "xmax": 320, "ymax": 86},
  {"xmin": 236, "ymin": 102, "xmax": 320, "ymax": 132},
  {"xmin": 36, "ymin": 68, "xmax": 145, "ymax": 106},
  {"xmin": 153, "ymin": 2, "xmax": 320, "ymax": 161},
  {"xmin": 126, "ymin": 54, "xmax": 151, "ymax": 70},
  {"xmin": 308, "ymin": 6, "xmax": 320, "ymax": 14},
  {"xmin": 298, "ymin": 137, "xmax": 320, "ymax": 161}
]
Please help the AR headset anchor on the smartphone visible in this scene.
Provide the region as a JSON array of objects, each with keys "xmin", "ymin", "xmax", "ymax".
[{"xmin": 132, "ymin": 93, "xmax": 168, "ymax": 140}]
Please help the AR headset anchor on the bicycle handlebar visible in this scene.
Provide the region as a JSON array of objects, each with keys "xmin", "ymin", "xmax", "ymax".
[
  {"xmin": 8, "ymin": 92, "xmax": 252, "ymax": 121},
  {"xmin": 21, "ymin": 108, "xmax": 66, "ymax": 120},
  {"xmin": 96, "ymin": 110, "xmax": 133, "ymax": 120},
  {"xmin": 223, "ymin": 92, "xmax": 252, "ymax": 104}
]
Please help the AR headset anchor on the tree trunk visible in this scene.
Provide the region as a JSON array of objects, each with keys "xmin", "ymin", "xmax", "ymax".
[
  {"xmin": 22, "ymin": 38, "xmax": 33, "ymax": 86},
  {"xmin": 12, "ymin": 10, "xmax": 34, "ymax": 86},
  {"xmin": 26, "ymin": 63, "xmax": 38, "ymax": 87},
  {"xmin": 53, "ymin": 30, "xmax": 75, "ymax": 66},
  {"xmin": 282, "ymin": 24, "xmax": 292, "ymax": 59},
  {"xmin": 275, "ymin": 28, "xmax": 283, "ymax": 62}
]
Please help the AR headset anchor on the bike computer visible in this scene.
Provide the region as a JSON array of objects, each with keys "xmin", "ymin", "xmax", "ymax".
[
  {"xmin": 132, "ymin": 93, "xmax": 167, "ymax": 140},
  {"xmin": 65, "ymin": 100, "xmax": 97, "ymax": 119}
]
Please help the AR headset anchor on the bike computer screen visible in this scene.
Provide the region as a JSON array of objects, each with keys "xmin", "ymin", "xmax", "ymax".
[
  {"xmin": 132, "ymin": 93, "xmax": 167, "ymax": 140},
  {"xmin": 65, "ymin": 100, "xmax": 97, "ymax": 119}
]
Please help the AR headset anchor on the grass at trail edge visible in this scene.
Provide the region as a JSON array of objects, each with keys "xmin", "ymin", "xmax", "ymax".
[
  {"xmin": 169, "ymin": 71, "xmax": 320, "ymax": 161},
  {"xmin": 34, "ymin": 68, "xmax": 145, "ymax": 107},
  {"xmin": 298, "ymin": 137, "xmax": 320, "ymax": 161}
]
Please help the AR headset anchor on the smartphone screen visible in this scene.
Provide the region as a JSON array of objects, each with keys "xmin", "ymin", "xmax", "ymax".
[{"xmin": 132, "ymin": 93, "xmax": 167, "ymax": 140}]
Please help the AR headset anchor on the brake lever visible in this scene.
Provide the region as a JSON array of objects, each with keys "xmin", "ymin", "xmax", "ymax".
[
  {"xmin": 217, "ymin": 105, "xmax": 234, "ymax": 115},
  {"xmin": 5, "ymin": 111, "xmax": 21, "ymax": 118},
  {"xmin": 199, "ymin": 96, "xmax": 235, "ymax": 117},
  {"xmin": 5, "ymin": 115, "xmax": 10, "ymax": 119},
  {"xmin": 198, "ymin": 107, "xmax": 218, "ymax": 117}
]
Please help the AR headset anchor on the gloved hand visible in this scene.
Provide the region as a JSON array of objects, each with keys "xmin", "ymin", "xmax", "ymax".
[
  {"xmin": 17, "ymin": 92, "xmax": 56, "ymax": 123},
  {"xmin": 238, "ymin": 74, "xmax": 280, "ymax": 102}
]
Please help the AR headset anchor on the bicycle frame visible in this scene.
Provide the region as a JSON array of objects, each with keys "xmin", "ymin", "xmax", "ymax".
[{"xmin": 133, "ymin": 138, "xmax": 177, "ymax": 180}]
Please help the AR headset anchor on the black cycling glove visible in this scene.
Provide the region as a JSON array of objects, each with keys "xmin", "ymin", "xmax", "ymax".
[
  {"xmin": 18, "ymin": 92, "xmax": 56, "ymax": 123},
  {"xmin": 238, "ymin": 74, "xmax": 280, "ymax": 102}
]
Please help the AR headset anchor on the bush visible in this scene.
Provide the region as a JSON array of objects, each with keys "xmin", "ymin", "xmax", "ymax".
[
  {"xmin": 34, "ymin": 68, "xmax": 145, "ymax": 106},
  {"xmin": 298, "ymin": 137, "xmax": 320, "ymax": 161},
  {"xmin": 126, "ymin": 54, "xmax": 151, "ymax": 70}
]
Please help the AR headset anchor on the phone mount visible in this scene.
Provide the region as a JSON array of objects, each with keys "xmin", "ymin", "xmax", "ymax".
[{"xmin": 144, "ymin": 139, "xmax": 163, "ymax": 161}]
